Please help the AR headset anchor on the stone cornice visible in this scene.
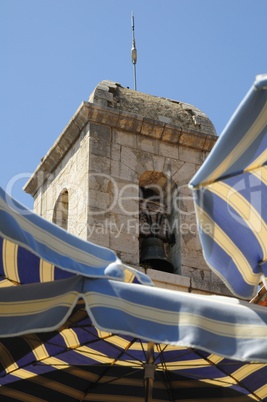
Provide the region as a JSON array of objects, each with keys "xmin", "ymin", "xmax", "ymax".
[{"xmin": 24, "ymin": 101, "xmax": 217, "ymax": 196}]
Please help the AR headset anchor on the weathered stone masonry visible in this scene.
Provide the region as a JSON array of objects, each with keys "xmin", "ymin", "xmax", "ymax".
[{"xmin": 24, "ymin": 80, "xmax": 232, "ymax": 296}]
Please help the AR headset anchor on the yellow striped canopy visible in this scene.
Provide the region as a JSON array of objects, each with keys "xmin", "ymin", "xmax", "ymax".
[
  {"xmin": 1, "ymin": 186, "xmax": 267, "ymax": 400},
  {"xmin": 190, "ymin": 74, "xmax": 267, "ymax": 300}
]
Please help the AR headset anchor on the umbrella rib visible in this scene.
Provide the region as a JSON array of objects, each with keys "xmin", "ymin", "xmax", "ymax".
[
  {"xmin": 192, "ymin": 349, "xmax": 263, "ymax": 401},
  {"xmin": 80, "ymin": 337, "xmax": 140, "ymax": 401},
  {"xmin": 80, "ymin": 331, "xmax": 149, "ymax": 364},
  {"xmin": 79, "ymin": 324, "xmax": 145, "ymax": 358},
  {"xmin": 154, "ymin": 344, "xmax": 177, "ymax": 402},
  {"xmin": 0, "ymin": 274, "xmax": 20, "ymax": 286},
  {"xmin": 28, "ymin": 329, "xmax": 147, "ymax": 368},
  {"xmin": 154, "ymin": 345, "xmax": 265, "ymax": 401}
]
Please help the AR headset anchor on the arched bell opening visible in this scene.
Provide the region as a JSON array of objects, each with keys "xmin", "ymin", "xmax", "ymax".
[
  {"xmin": 139, "ymin": 172, "xmax": 176, "ymax": 273},
  {"xmin": 52, "ymin": 188, "xmax": 69, "ymax": 231}
]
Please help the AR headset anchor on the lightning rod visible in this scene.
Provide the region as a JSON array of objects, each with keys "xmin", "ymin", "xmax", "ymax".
[{"xmin": 131, "ymin": 11, "xmax": 137, "ymax": 91}]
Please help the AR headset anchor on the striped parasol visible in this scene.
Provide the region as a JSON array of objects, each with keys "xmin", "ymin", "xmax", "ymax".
[
  {"xmin": 190, "ymin": 74, "xmax": 267, "ymax": 300},
  {"xmin": 1, "ymin": 186, "xmax": 267, "ymax": 401}
]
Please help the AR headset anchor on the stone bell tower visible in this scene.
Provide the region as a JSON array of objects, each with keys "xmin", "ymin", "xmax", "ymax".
[{"xmin": 24, "ymin": 80, "xmax": 231, "ymax": 296}]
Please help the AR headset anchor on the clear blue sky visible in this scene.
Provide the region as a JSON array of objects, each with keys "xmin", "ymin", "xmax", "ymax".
[{"xmin": 1, "ymin": 0, "xmax": 267, "ymax": 208}]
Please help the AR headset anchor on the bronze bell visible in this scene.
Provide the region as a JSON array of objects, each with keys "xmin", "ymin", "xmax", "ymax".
[{"xmin": 140, "ymin": 237, "xmax": 174, "ymax": 273}]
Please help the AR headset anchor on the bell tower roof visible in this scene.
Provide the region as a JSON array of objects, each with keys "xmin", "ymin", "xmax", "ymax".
[
  {"xmin": 89, "ymin": 80, "xmax": 216, "ymax": 137},
  {"xmin": 24, "ymin": 80, "xmax": 217, "ymax": 197}
]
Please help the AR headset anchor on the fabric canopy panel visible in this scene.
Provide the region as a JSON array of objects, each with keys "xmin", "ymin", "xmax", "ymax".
[
  {"xmin": 3, "ymin": 274, "xmax": 267, "ymax": 362},
  {"xmin": 0, "ymin": 187, "xmax": 151, "ymax": 287},
  {"xmin": 1, "ymin": 187, "xmax": 267, "ymax": 400},
  {"xmin": 0, "ymin": 305, "xmax": 265, "ymax": 402},
  {"xmin": 190, "ymin": 74, "xmax": 267, "ymax": 300}
]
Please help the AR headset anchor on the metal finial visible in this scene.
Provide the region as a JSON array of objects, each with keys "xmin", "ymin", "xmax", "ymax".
[{"xmin": 131, "ymin": 11, "xmax": 137, "ymax": 90}]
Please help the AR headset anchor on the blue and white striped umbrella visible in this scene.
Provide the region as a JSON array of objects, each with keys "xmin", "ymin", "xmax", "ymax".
[
  {"xmin": 190, "ymin": 74, "xmax": 267, "ymax": 300},
  {"xmin": 0, "ymin": 187, "xmax": 151, "ymax": 286},
  {"xmin": 1, "ymin": 186, "xmax": 267, "ymax": 401}
]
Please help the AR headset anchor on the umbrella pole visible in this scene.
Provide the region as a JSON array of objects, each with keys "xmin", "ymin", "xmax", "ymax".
[{"xmin": 144, "ymin": 342, "xmax": 155, "ymax": 402}]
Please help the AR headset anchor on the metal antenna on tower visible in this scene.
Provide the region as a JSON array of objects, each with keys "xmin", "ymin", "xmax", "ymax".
[{"xmin": 131, "ymin": 11, "xmax": 137, "ymax": 90}]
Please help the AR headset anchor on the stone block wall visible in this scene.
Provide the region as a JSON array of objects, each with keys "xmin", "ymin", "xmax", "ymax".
[
  {"xmin": 24, "ymin": 81, "xmax": 233, "ymax": 296},
  {"xmin": 32, "ymin": 124, "xmax": 90, "ymax": 240},
  {"xmin": 86, "ymin": 121, "xmax": 212, "ymax": 285}
]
